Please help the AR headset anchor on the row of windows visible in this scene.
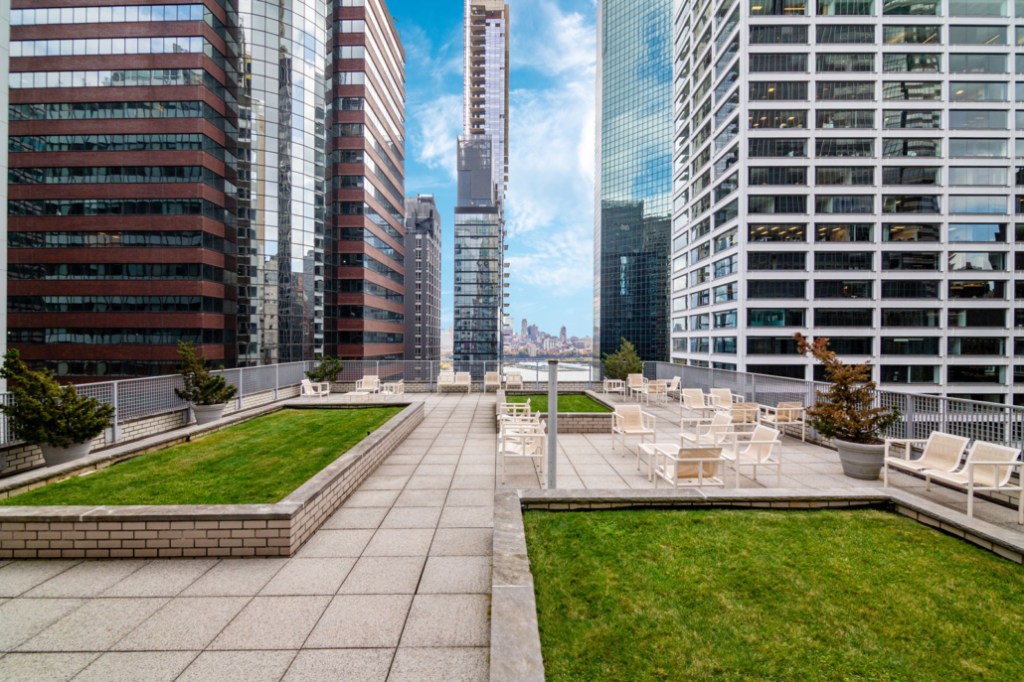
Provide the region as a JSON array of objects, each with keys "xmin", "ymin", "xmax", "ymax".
[
  {"xmin": 11, "ymin": 5, "xmax": 205, "ymax": 26},
  {"xmin": 9, "ymin": 69, "xmax": 214, "ymax": 90},
  {"xmin": 9, "ymin": 231, "xmax": 230, "ymax": 252},
  {"xmin": 333, "ymin": 253, "xmax": 403, "ymax": 284},
  {"xmin": 742, "ymin": 251, "xmax": 1013, "ymax": 271},
  {"xmin": 741, "ymin": 194, "xmax": 1017, "ymax": 215},
  {"xmin": 8, "ymin": 296, "xmax": 228, "ymax": 314},
  {"xmin": 333, "ymin": 306, "xmax": 404, "ymax": 323},
  {"xmin": 337, "ymin": 228, "xmax": 404, "ymax": 265},
  {"xmin": 748, "ymin": 110, "xmax": 1024, "ymax": 131},
  {"xmin": 750, "ymin": 166, "xmax": 1019, "ymax": 187},
  {"xmin": 749, "ymin": 52, "xmax": 1024, "ymax": 74},
  {"xmin": 740, "ymin": 279, "xmax": 1016, "ymax": 299},
  {"xmin": 7, "ymin": 199, "xmax": 225, "ymax": 219},
  {"xmin": 748, "ymin": 24, "xmax": 1017, "ymax": 45},
  {"xmin": 333, "ymin": 278, "xmax": 403, "ymax": 303},
  {"xmin": 746, "ymin": 138, "xmax": 1020, "ymax": 158},
  {"xmin": 9, "ymin": 166, "xmax": 224, "ymax": 188},
  {"xmin": 8, "ymin": 263, "xmax": 232, "ymax": 282},
  {"xmin": 9, "ymin": 102, "xmax": 233, "ymax": 134},
  {"xmin": 10, "ymin": 329, "xmax": 230, "ymax": 345},
  {"xmin": 750, "ymin": 0, "xmax": 1013, "ymax": 18},
  {"xmin": 10, "ymin": 133, "xmax": 220, "ymax": 155},
  {"xmin": 12, "ymin": 37, "xmax": 210, "ymax": 59},
  {"xmin": 747, "ymin": 81, "xmax": 1020, "ymax": 103},
  {"xmin": 746, "ymin": 222, "xmax": 1017, "ymax": 242}
]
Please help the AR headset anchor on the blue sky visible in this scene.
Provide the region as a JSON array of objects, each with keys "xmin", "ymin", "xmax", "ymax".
[{"xmin": 388, "ymin": 0, "xmax": 598, "ymax": 340}]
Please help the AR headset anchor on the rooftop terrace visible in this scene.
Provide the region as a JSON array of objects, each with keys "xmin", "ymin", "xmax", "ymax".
[{"xmin": 1, "ymin": 390, "xmax": 1022, "ymax": 680}]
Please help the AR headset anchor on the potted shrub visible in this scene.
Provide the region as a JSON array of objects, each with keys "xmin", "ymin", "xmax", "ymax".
[
  {"xmin": 0, "ymin": 349, "xmax": 115, "ymax": 466},
  {"xmin": 306, "ymin": 355, "xmax": 344, "ymax": 389},
  {"xmin": 795, "ymin": 333, "xmax": 900, "ymax": 480},
  {"xmin": 174, "ymin": 341, "xmax": 237, "ymax": 425},
  {"xmin": 602, "ymin": 338, "xmax": 643, "ymax": 380}
]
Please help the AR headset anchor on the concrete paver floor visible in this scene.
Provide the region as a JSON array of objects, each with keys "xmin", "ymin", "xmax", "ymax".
[{"xmin": 1, "ymin": 391, "xmax": 1022, "ymax": 681}]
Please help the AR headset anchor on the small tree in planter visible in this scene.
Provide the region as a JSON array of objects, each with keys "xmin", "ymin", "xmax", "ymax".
[
  {"xmin": 0, "ymin": 349, "xmax": 115, "ymax": 466},
  {"xmin": 602, "ymin": 338, "xmax": 643, "ymax": 381},
  {"xmin": 306, "ymin": 356, "xmax": 344, "ymax": 384},
  {"xmin": 175, "ymin": 342, "xmax": 237, "ymax": 425},
  {"xmin": 795, "ymin": 333, "xmax": 899, "ymax": 479}
]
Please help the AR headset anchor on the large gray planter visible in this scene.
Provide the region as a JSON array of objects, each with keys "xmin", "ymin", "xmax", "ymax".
[
  {"xmin": 835, "ymin": 439, "xmax": 885, "ymax": 480},
  {"xmin": 39, "ymin": 442, "xmax": 91, "ymax": 467},
  {"xmin": 192, "ymin": 403, "xmax": 228, "ymax": 425}
]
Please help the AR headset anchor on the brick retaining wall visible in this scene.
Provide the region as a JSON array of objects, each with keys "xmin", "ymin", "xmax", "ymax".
[{"xmin": 0, "ymin": 402, "xmax": 423, "ymax": 559}]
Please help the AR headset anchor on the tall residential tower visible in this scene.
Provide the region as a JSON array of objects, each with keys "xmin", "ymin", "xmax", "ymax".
[
  {"xmin": 454, "ymin": 0, "xmax": 509, "ymax": 372},
  {"xmin": 595, "ymin": 0, "xmax": 673, "ymax": 364},
  {"xmin": 404, "ymin": 194, "xmax": 442, "ymax": 369},
  {"xmin": 671, "ymin": 0, "xmax": 1023, "ymax": 405}
]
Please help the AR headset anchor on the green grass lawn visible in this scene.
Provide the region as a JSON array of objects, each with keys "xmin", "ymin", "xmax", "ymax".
[
  {"xmin": 524, "ymin": 509, "xmax": 1024, "ymax": 681},
  {"xmin": 1, "ymin": 407, "xmax": 402, "ymax": 506},
  {"xmin": 505, "ymin": 394, "xmax": 611, "ymax": 413}
]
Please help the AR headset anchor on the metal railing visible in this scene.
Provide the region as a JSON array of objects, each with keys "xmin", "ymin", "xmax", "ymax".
[{"xmin": 644, "ymin": 361, "xmax": 1024, "ymax": 449}]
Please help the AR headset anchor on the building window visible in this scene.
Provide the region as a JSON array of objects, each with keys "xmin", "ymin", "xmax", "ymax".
[
  {"xmin": 948, "ymin": 223, "xmax": 1007, "ymax": 242},
  {"xmin": 750, "ymin": 0, "xmax": 807, "ymax": 14},
  {"xmin": 749, "ymin": 195, "xmax": 807, "ymax": 213},
  {"xmin": 950, "ymin": 54, "xmax": 1008, "ymax": 74},
  {"xmin": 748, "ymin": 252, "xmax": 807, "ymax": 270},
  {"xmin": 949, "ymin": 138, "xmax": 1008, "ymax": 158},
  {"xmin": 883, "ymin": 109, "xmax": 941, "ymax": 129},
  {"xmin": 748, "ymin": 110, "xmax": 807, "ymax": 128},
  {"xmin": 881, "ymin": 337, "xmax": 941, "ymax": 354},
  {"xmin": 817, "ymin": 109, "xmax": 875, "ymax": 128},
  {"xmin": 948, "ymin": 309, "xmax": 1006, "ymax": 327},
  {"xmin": 748, "ymin": 280, "xmax": 807, "ymax": 298},
  {"xmin": 948, "ymin": 280, "xmax": 1006, "ymax": 298},
  {"xmin": 816, "ymin": 167, "xmax": 874, "ymax": 185},
  {"xmin": 949, "ymin": 252, "xmax": 1006, "ymax": 271},
  {"xmin": 883, "ymin": 53, "xmax": 941, "ymax": 72},
  {"xmin": 815, "ymin": 195, "xmax": 875, "ymax": 213},
  {"xmin": 883, "ymin": 25, "xmax": 940, "ymax": 44},
  {"xmin": 748, "ymin": 223, "xmax": 807, "ymax": 242},
  {"xmin": 817, "ymin": 81, "xmax": 875, "ymax": 100},
  {"xmin": 815, "ymin": 280, "xmax": 873, "ymax": 298},
  {"xmin": 748, "ymin": 309, "xmax": 806, "ymax": 326},
  {"xmin": 817, "ymin": 0, "xmax": 874, "ymax": 16},
  {"xmin": 751, "ymin": 53, "xmax": 808, "ymax": 72},
  {"xmin": 949, "ymin": 25, "xmax": 1006, "ymax": 45},
  {"xmin": 948, "ymin": 195, "xmax": 1007, "ymax": 214},
  {"xmin": 882, "ymin": 81, "xmax": 942, "ymax": 100},
  {"xmin": 815, "ymin": 223, "xmax": 873, "ymax": 241},
  {"xmin": 749, "ymin": 167, "xmax": 808, "ymax": 185},
  {"xmin": 882, "ymin": 309, "xmax": 940, "ymax": 327},
  {"xmin": 882, "ymin": 138, "xmax": 941, "ymax": 157},
  {"xmin": 882, "ymin": 167, "xmax": 941, "ymax": 185},
  {"xmin": 815, "ymin": 309, "xmax": 873, "ymax": 326},
  {"xmin": 749, "ymin": 138, "xmax": 807, "ymax": 157},
  {"xmin": 815, "ymin": 252, "xmax": 874, "ymax": 270},
  {"xmin": 882, "ymin": 0, "xmax": 939, "ymax": 15},
  {"xmin": 816, "ymin": 138, "xmax": 874, "ymax": 157},
  {"xmin": 881, "ymin": 365, "xmax": 940, "ymax": 383},
  {"xmin": 882, "ymin": 195, "xmax": 941, "ymax": 213},
  {"xmin": 750, "ymin": 81, "xmax": 808, "ymax": 100},
  {"xmin": 882, "ymin": 280, "xmax": 940, "ymax": 298},
  {"xmin": 817, "ymin": 24, "xmax": 875, "ymax": 43},
  {"xmin": 816, "ymin": 53, "xmax": 874, "ymax": 72},
  {"xmin": 750, "ymin": 25, "xmax": 809, "ymax": 44},
  {"xmin": 881, "ymin": 252, "xmax": 940, "ymax": 270}
]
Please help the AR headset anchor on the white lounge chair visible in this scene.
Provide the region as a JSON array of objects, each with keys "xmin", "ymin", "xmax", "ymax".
[
  {"xmin": 626, "ymin": 373, "xmax": 647, "ymax": 401},
  {"xmin": 505, "ymin": 372, "xmax": 524, "ymax": 390},
  {"xmin": 355, "ymin": 375, "xmax": 380, "ymax": 394},
  {"xmin": 925, "ymin": 440, "xmax": 1023, "ymax": 524},
  {"xmin": 643, "ymin": 379, "xmax": 670, "ymax": 405},
  {"xmin": 381, "ymin": 380, "xmax": 404, "ymax": 396},
  {"xmin": 721, "ymin": 424, "xmax": 782, "ymax": 486},
  {"xmin": 883, "ymin": 432, "xmax": 971, "ymax": 487},
  {"xmin": 681, "ymin": 389, "xmax": 714, "ymax": 418},
  {"xmin": 665, "ymin": 376, "xmax": 682, "ymax": 401},
  {"xmin": 652, "ymin": 443, "xmax": 726, "ymax": 488},
  {"xmin": 454, "ymin": 372, "xmax": 472, "ymax": 393},
  {"xmin": 611, "ymin": 405, "xmax": 656, "ymax": 453},
  {"xmin": 497, "ymin": 399, "xmax": 531, "ymax": 421},
  {"xmin": 760, "ymin": 401, "xmax": 807, "ymax": 442},
  {"xmin": 300, "ymin": 378, "xmax": 329, "ymax": 399},
  {"xmin": 484, "ymin": 371, "xmax": 502, "ymax": 392},
  {"xmin": 437, "ymin": 370, "xmax": 456, "ymax": 391},
  {"xmin": 499, "ymin": 417, "xmax": 546, "ymax": 485},
  {"xmin": 602, "ymin": 378, "xmax": 626, "ymax": 396},
  {"xmin": 708, "ymin": 387, "xmax": 744, "ymax": 409},
  {"xmin": 681, "ymin": 412, "xmax": 735, "ymax": 449}
]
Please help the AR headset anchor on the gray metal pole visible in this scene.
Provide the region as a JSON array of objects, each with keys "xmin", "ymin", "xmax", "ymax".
[{"xmin": 547, "ymin": 360, "xmax": 558, "ymax": 489}]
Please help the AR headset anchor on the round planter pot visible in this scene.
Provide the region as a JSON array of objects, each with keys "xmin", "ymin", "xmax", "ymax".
[
  {"xmin": 39, "ymin": 441, "xmax": 91, "ymax": 467},
  {"xmin": 192, "ymin": 403, "xmax": 228, "ymax": 425},
  {"xmin": 834, "ymin": 439, "xmax": 885, "ymax": 481}
]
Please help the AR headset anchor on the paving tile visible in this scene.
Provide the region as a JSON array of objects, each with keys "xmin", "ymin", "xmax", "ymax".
[
  {"xmin": 25, "ymin": 561, "xmax": 148, "ymax": 598},
  {"xmin": 0, "ymin": 599, "xmax": 83, "ymax": 652},
  {"xmin": 420, "ymin": 454, "xmax": 460, "ymax": 465},
  {"xmin": 0, "ymin": 561, "xmax": 79, "ymax": 598},
  {"xmin": 180, "ymin": 558, "xmax": 288, "ymax": 597},
  {"xmin": 380, "ymin": 507, "xmax": 442, "ymax": 529},
  {"xmin": 113, "ymin": 597, "xmax": 248, "ymax": 650},
  {"xmin": 359, "ymin": 475, "xmax": 411, "ymax": 490},
  {"xmin": 374, "ymin": 465, "xmax": 417, "ymax": 477},
  {"xmin": 177, "ymin": 651, "xmax": 296, "ymax": 682},
  {"xmin": 399, "ymin": 595, "xmax": 489, "ymax": 647},
  {"xmin": 429, "ymin": 529, "xmax": 493, "ymax": 557},
  {"xmin": 72, "ymin": 651, "xmax": 197, "ymax": 682},
  {"xmin": 403, "ymin": 475, "xmax": 454, "ymax": 491},
  {"xmin": 444, "ymin": 489, "xmax": 494, "ymax": 507},
  {"xmin": 362, "ymin": 529, "xmax": 435, "ymax": 557},
  {"xmin": 283, "ymin": 649, "xmax": 392, "ymax": 682},
  {"xmin": 101, "ymin": 559, "xmax": 217, "ymax": 597},
  {"xmin": 297, "ymin": 529, "xmax": 375, "ymax": 558},
  {"xmin": 438, "ymin": 506, "xmax": 493, "ymax": 529},
  {"xmin": 209, "ymin": 596, "xmax": 329, "ymax": 650},
  {"xmin": 385, "ymin": 454, "xmax": 425, "ymax": 465},
  {"xmin": 450, "ymin": 475, "xmax": 493, "ymax": 490},
  {"xmin": 304, "ymin": 595, "xmax": 412, "ymax": 649},
  {"xmin": 415, "ymin": 464, "xmax": 456, "ymax": 477},
  {"xmin": 19, "ymin": 598, "xmax": 167, "ymax": 652},
  {"xmin": 0, "ymin": 653, "xmax": 98, "ymax": 682},
  {"xmin": 322, "ymin": 506, "xmax": 390, "ymax": 530},
  {"xmin": 418, "ymin": 557, "xmax": 491, "ymax": 594},
  {"xmin": 260, "ymin": 558, "xmax": 356, "ymax": 596},
  {"xmin": 393, "ymin": 489, "xmax": 448, "ymax": 508},
  {"xmin": 345, "ymin": 490, "xmax": 402, "ymax": 507},
  {"xmin": 388, "ymin": 647, "xmax": 489, "ymax": 682},
  {"xmin": 338, "ymin": 556, "xmax": 424, "ymax": 595}
]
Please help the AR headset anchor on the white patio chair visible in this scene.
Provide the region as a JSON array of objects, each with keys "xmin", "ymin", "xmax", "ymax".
[
  {"xmin": 381, "ymin": 380, "xmax": 404, "ymax": 396},
  {"xmin": 484, "ymin": 371, "xmax": 502, "ymax": 392},
  {"xmin": 505, "ymin": 372, "xmax": 524, "ymax": 390},
  {"xmin": 681, "ymin": 412, "xmax": 736, "ymax": 449},
  {"xmin": 497, "ymin": 399, "xmax": 531, "ymax": 421},
  {"xmin": 760, "ymin": 401, "xmax": 807, "ymax": 442},
  {"xmin": 626, "ymin": 373, "xmax": 647, "ymax": 401},
  {"xmin": 499, "ymin": 418, "xmax": 546, "ymax": 485},
  {"xmin": 355, "ymin": 375, "xmax": 380, "ymax": 394},
  {"xmin": 708, "ymin": 387, "xmax": 744, "ymax": 409},
  {"xmin": 665, "ymin": 376, "xmax": 682, "ymax": 401},
  {"xmin": 602, "ymin": 378, "xmax": 626, "ymax": 396},
  {"xmin": 437, "ymin": 370, "xmax": 456, "ymax": 391},
  {"xmin": 721, "ymin": 424, "xmax": 783, "ymax": 487},
  {"xmin": 883, "ymin": 432, "xmax": 970, "ymax": 487},
  {"xmin": 925, "ymin": 440, "xmax": 1022, "ymax": 524},
  {"xmin": 300, "ymin": 378, "xmax": 329, "ymax": 399},
  {"xmin": 611, "ymin": 405, "xmax": 656, "ymax": 453},
  {"xmin": 643, "ymin": 379, "xmax": 670, "ymax": 405},
  {"xmin": 652, "ymin": 443, "xmax": 726, "ymax": 488},
  {"xmin": 454, "ymin": 372, "xmax": 472, "ymax": 393},
  {"xmin": 681, "ymin": 388, "xmax": 714, "ymax": 418}
]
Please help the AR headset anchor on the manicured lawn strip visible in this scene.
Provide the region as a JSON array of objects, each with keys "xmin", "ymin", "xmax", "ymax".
[
  {"xmin": 1, "ymin": 407, "xmax": 402, "ymax": 506},
  {"xmin": 524, "ymin": 509, "xmax": 1024, "ymax": 682},
  {"xmin": 505, "ymin": 394, "xmax": 611, "ymax": 413}
]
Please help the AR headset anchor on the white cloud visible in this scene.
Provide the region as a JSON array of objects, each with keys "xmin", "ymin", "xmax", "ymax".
[{"xmin": 410, "ymin": 93, "xmax": 462, "ymax": 181}]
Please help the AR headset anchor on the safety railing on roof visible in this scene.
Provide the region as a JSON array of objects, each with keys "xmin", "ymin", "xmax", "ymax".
[{"xmin": 644, "ymin": 361, "xmax": 1024, "ymax": 449}]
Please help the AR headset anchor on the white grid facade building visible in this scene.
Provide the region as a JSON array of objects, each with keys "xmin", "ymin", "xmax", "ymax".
[{"xmin": 671, "ymin": 0, "xmax": 1024, "ymax": 405}]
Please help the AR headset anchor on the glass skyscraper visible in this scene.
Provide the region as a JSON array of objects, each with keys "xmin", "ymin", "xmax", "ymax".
[
  {"xmin": 595, "ymin": 0, "xmax": 673, "ymax": 363},
  {"xmin": 454, "ymin": 0, "xmax": 509, "ymax": 371}
]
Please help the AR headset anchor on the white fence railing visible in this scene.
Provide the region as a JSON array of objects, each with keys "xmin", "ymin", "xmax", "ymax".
[{"xmin": 644, "ymin": 361, "xmax": 1024, "ymax": 449}]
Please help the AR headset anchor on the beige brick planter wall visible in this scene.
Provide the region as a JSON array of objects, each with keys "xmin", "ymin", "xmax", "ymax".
[{"xmin": 0, "ymin": 402, "xmax": 423, "ymax": 559}]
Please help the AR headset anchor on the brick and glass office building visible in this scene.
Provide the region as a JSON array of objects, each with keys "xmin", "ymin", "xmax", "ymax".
[
  {"xmin": 7, "ymin": 0, "xmax": 405, "ymax": 378},
  {"xmin": 671, "ymin": 0, "xmax": 1024, "ymax": 405}
]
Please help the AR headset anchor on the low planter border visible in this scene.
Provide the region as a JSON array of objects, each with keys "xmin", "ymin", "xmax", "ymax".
[
  {"xmin": 495, "ymin": 390, "xmax": 615, "ymax": 434},
  {"xmin": 0, "ymin": 402, "xmax": 423, "ymax": 559},
  {"xmin": 490, "ymin": 487, "xmax": 1024, "ymax": 682}
]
